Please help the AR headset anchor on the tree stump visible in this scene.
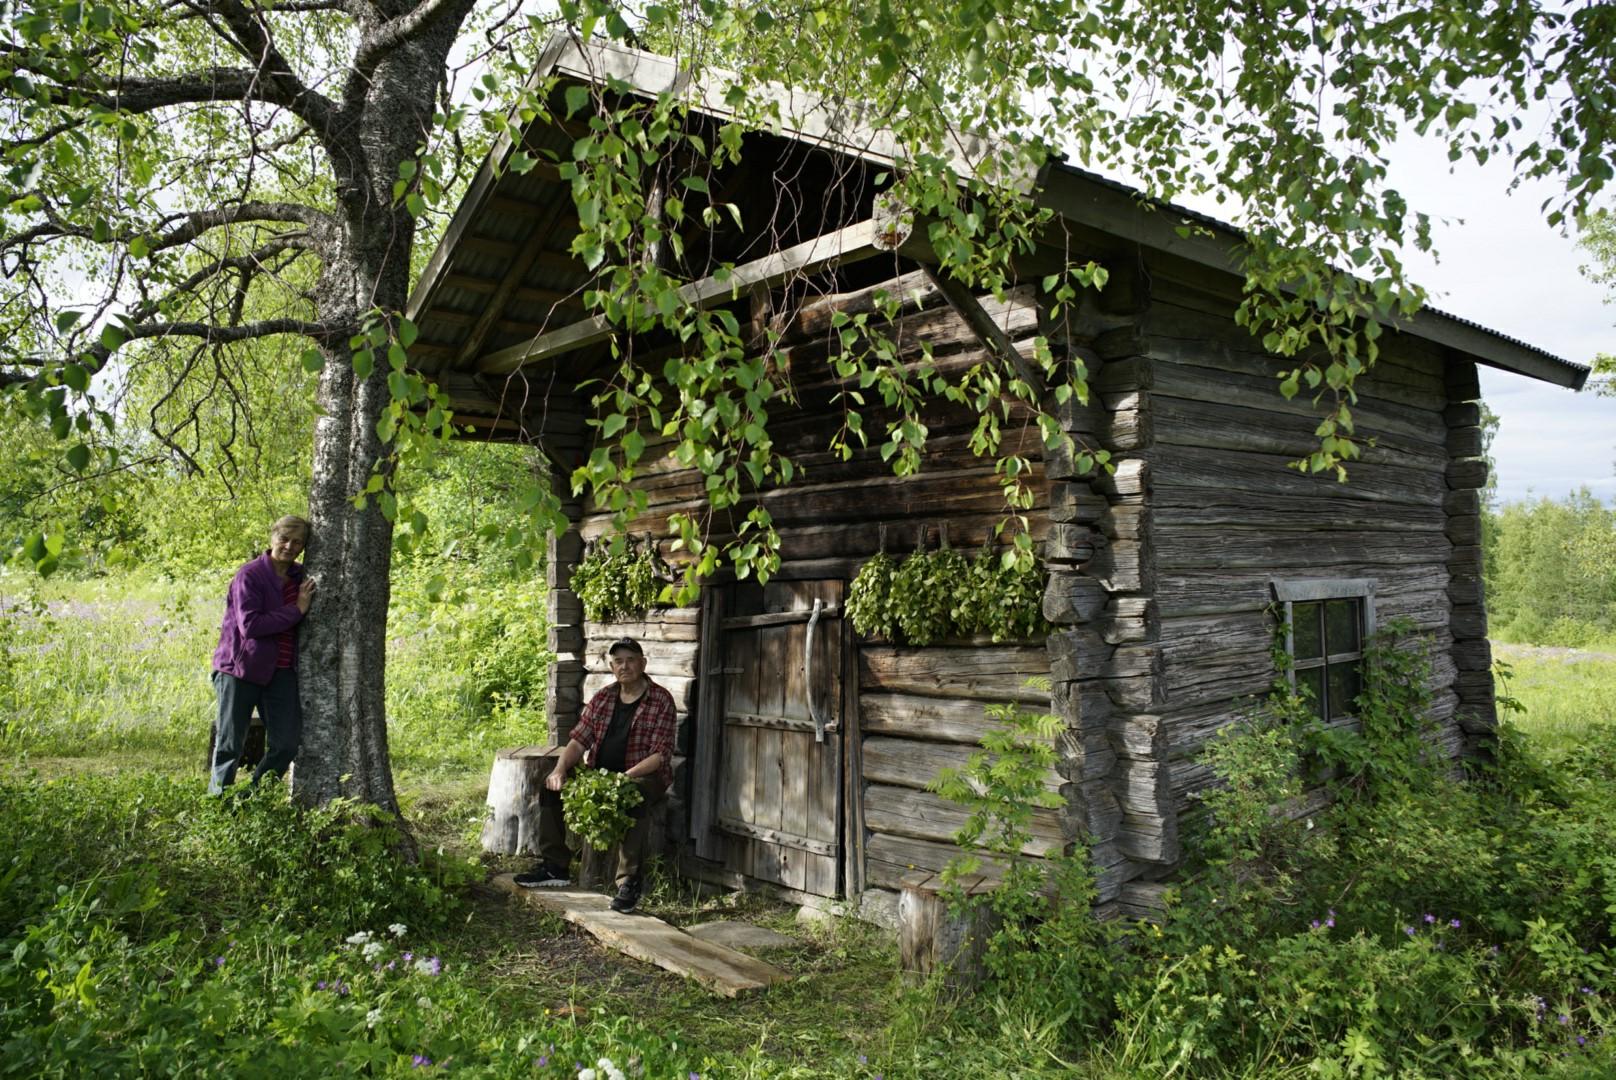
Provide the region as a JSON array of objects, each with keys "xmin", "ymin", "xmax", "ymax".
[
  {"xmin": 898, "ymin": 871, "xmax": 1001, "ymax": 992},
  {"xmin": 481, "ymin": 745, "xmax": 559, "ymax": 854}
]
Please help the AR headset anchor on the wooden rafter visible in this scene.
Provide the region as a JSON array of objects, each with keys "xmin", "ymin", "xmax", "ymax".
[
  {"xmin": 475, "ymin": 216, "xmax": 904, "ymax": 375},
  {"xmin": 920, "ymin": 264, "xmax": 1048, "ymax": 400}
]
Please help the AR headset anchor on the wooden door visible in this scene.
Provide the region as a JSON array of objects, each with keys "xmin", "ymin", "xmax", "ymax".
[{"xmin": 711, "ymin": 580, "xmax": 844, "ymax": 897}]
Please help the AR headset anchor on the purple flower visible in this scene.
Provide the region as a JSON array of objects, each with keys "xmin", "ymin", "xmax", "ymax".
[
  {"xmin": 689, "ymin": 1074, "xmax": 700, "ymax": 1080},
  {"xmin": 537, "ymin": 1058, "xmax": 548, "ymax": 1068},
  {"xmin": 1423, "ymin": 914, "xmax": 1435, "ymax": 924},
  {"xmin": 1311, "ymin": 920, "xmax": 1321, "ymax": 929},
  {"xmin": 859, "ymin": 1056, "xmax": 868, "ymax": 1065},
  {"xmin": 403, "ymin": 951, "xmax": 414, "ymax": 962},
  {"xmin": 317, "ymin": 981, "xmax": 327, "ymax": 990},
  {"xmin": 1405, "ymin": 926, "xmax": 1416, "ymax": 936},
  {"xmin": 1579, "ymin": 1036, "xmax": 1588, "ymax": 1046},
  {"xmin": 412, "ymin": 1054, "xmax": 433, "ymax": 1068},
  {"xmin": 1559, "ymin": 1014, "xmax": 1571, "ymax": 1025},
  {"xmin": 1581, "ymin": 987, "xmax": 1594, "ymax": 994},
  {"xmin": 214, "ymin": 956, "xmax": 225, "ymax": 968},
  {"xmin": 1449, "ymin": 919, "xmax": 1461, "ymax": 929}
]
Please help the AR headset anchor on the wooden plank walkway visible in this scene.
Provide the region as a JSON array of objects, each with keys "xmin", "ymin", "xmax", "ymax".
[{"xmin": 491, "ymin": 874, "xmax": 792, "ymax": 998}]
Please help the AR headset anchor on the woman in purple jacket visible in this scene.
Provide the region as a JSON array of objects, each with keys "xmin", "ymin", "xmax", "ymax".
[{"xmin": 209, "ymin": 515, "xmax": 317, "ymax": 793}]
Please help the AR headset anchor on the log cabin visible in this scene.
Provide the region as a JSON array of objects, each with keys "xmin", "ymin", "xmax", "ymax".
[{"xmin": 407, "ymin": 37, "xmax": 1589, "ymax": 923}]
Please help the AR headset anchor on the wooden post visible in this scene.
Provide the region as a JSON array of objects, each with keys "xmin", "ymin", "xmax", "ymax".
[{"xmin": 898, "ymin": 871, "xmax": 1000, "ymax": 991}]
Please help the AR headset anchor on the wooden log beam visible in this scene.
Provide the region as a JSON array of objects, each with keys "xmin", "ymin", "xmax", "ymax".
[
  {"xmin": 476, "ymin": 217, "xmax": 897, "ymax": 375},
  {"xmin": 921, "ymin": 265, "xmax": 1048, "ymax": 399}
]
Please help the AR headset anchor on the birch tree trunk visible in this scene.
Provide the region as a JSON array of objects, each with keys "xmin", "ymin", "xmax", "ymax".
[{"xmin": 292, "ymin": 8, "xmax": 474, "ymax": 812}]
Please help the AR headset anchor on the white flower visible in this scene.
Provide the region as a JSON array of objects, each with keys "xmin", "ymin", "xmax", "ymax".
[
  {"xmin": 345, "ymin": 930, "xmax": 372, "ymax": 946},
  {"xmin": 578, "ymin": 1070, "xmax": 598, "ymax": 1080},
  {"xmin": 388, "ymin": 923, "xmax": 408, "ymax": 938},
  {"xmin": 366, "ymin": 1008, "xmax": 382, "ymax": 1028},
  {"xmin": 597, "ymin": 1059, "xmax": 613, "ymax": 1071},
  {"xmin": 417, "ymin": 995, "xmax": 432, "ymax": 1010},
  {"xmin": 362, "ymin": 941, "xmax": 384, "ymax": 961}
]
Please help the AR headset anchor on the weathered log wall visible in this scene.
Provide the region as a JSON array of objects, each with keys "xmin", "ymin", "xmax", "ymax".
[
  {"xmin": 858, "ymin": 643, "xmax": 1062, "ymax": 892},
  {"xmin": 1125, "ymin": 268, "xmax": 1484, "ymax": 904},
  {"xmin": 552, "ymin": 270, "xmax": 1055, "ymax": 886}
]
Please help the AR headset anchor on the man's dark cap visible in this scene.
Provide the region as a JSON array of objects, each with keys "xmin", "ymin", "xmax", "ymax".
[{"xmin": 608, "ymin": 637, "xmax": 643, "ymax": 656}]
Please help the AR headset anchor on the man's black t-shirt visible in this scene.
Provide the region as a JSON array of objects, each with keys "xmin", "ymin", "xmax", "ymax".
[{"xmin": 596, "ymin": 692, "xmax": 635, "ymax": 773}]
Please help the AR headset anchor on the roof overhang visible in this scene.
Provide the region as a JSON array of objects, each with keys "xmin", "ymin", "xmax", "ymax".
[{"xmin": 1036, "ymin": 164, "xmax": 1590, "ymax": 390}]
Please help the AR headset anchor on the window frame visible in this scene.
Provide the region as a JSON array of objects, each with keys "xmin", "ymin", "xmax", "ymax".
[{"xmin": 1271, "ymin": 578, "xmax": 1376, "ymax": 722}]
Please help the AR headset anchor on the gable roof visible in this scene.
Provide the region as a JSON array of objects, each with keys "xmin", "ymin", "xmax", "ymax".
[{"xmin": 405, "ymin": 35, "xmax": 1588, "ymax": 432}]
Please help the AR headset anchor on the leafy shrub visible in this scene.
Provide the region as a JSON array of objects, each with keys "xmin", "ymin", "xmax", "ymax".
[{"xmin": 562, "ymin": 769, "xmax": 644, "ymax": 850}]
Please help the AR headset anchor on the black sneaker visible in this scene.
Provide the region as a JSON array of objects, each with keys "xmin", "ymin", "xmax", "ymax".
[
  {"xmin": 609, "ymin": 879, "xmax": 641, "ymax": 913},
  {"xmin": 513, "ymin": 863, "xmax": 571, "ymax": 888}
]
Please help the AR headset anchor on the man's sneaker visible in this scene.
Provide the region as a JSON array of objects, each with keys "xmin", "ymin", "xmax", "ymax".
[
  {"xmin": 609, "ymin": 879, "xmax": 641, "ymax": 913},
  {"xmin": 513, "ymin": 863, "xmax": 571, "ymax": 888}
]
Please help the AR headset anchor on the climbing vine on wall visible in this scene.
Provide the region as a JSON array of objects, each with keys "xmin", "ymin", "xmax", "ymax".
[{"xmin": 848, "ymin": 540, "xmax": 1048, "ymax": 645}]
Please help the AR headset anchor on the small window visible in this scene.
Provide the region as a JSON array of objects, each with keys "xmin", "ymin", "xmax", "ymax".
[{"xmin": 1271, "ymin": 580, "xmax": 1376, "ymax": 722}]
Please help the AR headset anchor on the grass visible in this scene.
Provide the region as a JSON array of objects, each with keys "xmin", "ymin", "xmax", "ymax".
[
  {"xmin": 1493, "ymin": 642, "xmax": 1616, "ymax": 760},
  {"xmin": 4, "ymin": 574, "xmax": 1614, "ymax": 1077}
]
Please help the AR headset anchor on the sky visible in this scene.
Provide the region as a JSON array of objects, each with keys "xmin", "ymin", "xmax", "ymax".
[{"xmin": 1387, "ymin": 138, "xmax": 1615, "ymax": 507}]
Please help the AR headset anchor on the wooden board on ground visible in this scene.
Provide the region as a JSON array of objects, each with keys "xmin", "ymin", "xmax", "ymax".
[{"xmin": 491, "ymin": 875, "xmax": 790, "ymax": 998}]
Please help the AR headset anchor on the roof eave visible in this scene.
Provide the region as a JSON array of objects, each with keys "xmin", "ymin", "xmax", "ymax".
[{"xmin": 1036, "ymin": 165, "xmax": 1590, "ymax": 391}]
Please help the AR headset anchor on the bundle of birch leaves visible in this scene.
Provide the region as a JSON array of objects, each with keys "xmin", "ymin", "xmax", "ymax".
[{"xmin": 848, "ymin": 544, "xmax": 1047, "ymax": 645}]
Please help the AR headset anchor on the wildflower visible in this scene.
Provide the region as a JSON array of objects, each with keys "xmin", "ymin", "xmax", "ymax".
[
  {"xmin": 1325, "ymin": 909, "xmax": 1336, "ymax": 928},
  {"xmin": 412, "ymin": 1054, "xmax": 433, "ymax": 1068},
  {"xmin": 1559, "ymin": 1014, "xmax": 1571, "ymax": 1024},
  {"xmin": 389, "ymin": 923, "xmax": 408, "ymax": 937},
  {"xmin": 1423, "ymin": 914, "xmax": 1435, "ymax": 924},
  {"xmin": 418, "ymin": 996, "xmax": 432, "ymax": 1009},
  {"xmin": 386, "ymin": 961, "xmax": 396, "ymax": 971},
  {"xmin": 214, "ymin": 956, "xmax": 226, "ymax": 968},
  {"xmin": 362, "ymin": 941, "xmax": 384, "ymax": 962},
  {"xmin": 1404, "ymin": 926, "xmax": 1416, "ymax": 936},
  {"xmin": 579, "ymin": 1070, "xmax": 597, "ymax": 1080},
  {"xmin": 859, "ymin": 1056, "xmax": 868, "ymax": 1065},
  {"xmin": 1578, "ymin": 1036, "xmax": 1588, "ymax": 1046},
  {"xmin": 1311, "ymin": 920, "xmax": 1321, "ymax": 930},
  {"xmin": 1449, "ymin": 919, "xmax": 1461, "ymax": 929},
  {"xmin": 537, "ymin": 1058, "xmax": 548, "ymax": 1068},
  {"xmin": 346, "ymin": 931, "xmax": 373, "ymax": 946},
  {"xmin": 1581, "ymin": 987, "xmax": 1594, "ymax": 994},
  {"xmin": 366, "ymin": 1008, "xmax": 382, "ymax": 1028},
  {"xmin": 414, "ymin": 956, "xmax": 442, "ymax": 976},
  {"xmin": 403, "ymin": 951, "xmax": 415, "ymax": 962},
  {"xmin": 317, "ymin": 981, "xmax": 327, "ymax": 991}
]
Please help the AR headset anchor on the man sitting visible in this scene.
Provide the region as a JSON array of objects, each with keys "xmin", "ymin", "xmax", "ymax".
[{"xmin": 515, "ymin": 637, "xmax": 675, "ymax": 913}]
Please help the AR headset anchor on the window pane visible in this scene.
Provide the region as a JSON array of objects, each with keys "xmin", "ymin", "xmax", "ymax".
[
  {"xmin": 1296, "ymin": 665, "xmax": 1325, "ymax": 721},
  {"xmin": 1326, "ymin": 599, "xmax": 1361, "ymax": 655},
  {"xmin": 1293, "ymin": 602, "xmax": 1323, "ymax": 659},
  {"xmin": 1326, "ymin": 660, "xmax": 1362, "ymax": 719}
]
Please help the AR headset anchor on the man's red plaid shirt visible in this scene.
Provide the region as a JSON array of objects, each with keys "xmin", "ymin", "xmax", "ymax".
[{"xmin": 569, "ymin": 679, "xmax": 676, "ymax": 788}]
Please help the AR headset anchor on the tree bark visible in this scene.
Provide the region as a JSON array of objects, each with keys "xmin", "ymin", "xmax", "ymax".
[{"xmin": 292, "ymin": 5, "xmax": 474, "ymax": 813}]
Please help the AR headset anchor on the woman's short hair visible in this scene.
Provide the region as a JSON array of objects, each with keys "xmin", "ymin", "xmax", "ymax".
[{"xmin": 271, "ymin": 515, "xmax": 311, "ymax": 540}]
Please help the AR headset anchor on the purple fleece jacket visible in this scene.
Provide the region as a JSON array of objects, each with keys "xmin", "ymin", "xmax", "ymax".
[{"xmin": 212, "ymin": 552, "xmax": 307, "ymax": 686}]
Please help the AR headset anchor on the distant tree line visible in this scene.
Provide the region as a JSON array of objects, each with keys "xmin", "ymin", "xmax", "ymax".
[{"xmin": 1485, "ymin": 489, "xmax": 1616, "ymax": 647}]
